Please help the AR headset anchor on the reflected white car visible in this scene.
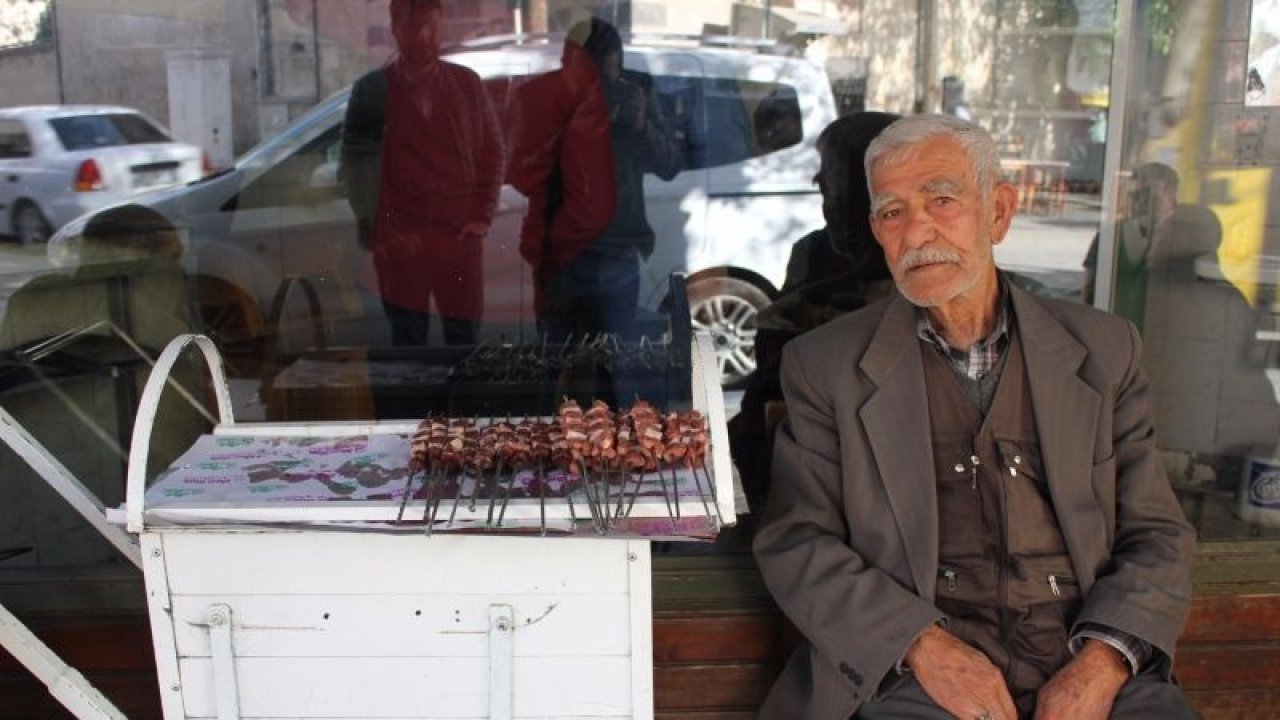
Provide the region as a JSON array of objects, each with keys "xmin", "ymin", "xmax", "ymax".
[{"xmin": 0, "ymin": 105, "xmax": 204, "ymax": 244}]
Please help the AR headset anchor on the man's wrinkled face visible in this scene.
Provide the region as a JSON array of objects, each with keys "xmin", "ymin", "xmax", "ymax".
[{"xmin": 868, "ymin": 136, "xmax": 1014, "ymax": 308}]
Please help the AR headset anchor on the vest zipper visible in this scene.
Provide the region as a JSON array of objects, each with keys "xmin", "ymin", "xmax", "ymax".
[
  {"xmin": 969, "ymin": 454, "xmax": 981, "ymax": 489},
  {"xmin": 1048, "ymin": 574, "xmax": 1078, "ymax": 597},
  {"xmin": 939, "ymin": 568, "xmax": 959, "ymax": 592}
]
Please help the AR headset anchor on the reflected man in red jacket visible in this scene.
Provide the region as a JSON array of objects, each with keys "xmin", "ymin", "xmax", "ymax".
[
  {"xmin": 340, "ymin": 0, "xmax": 504, "ymax": 346},
  {"xmin": 508, "ymin": 18, "xmax": 681, "ymax": 342}
]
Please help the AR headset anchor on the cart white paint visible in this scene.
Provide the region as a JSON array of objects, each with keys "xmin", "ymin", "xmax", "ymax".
[
  {"xmin": 0, "ymin": 602, "xmax": 128, "ymax": 720},
  {"xmin": 0, "ymin": 405, "xmax": 138, "ymax": 720},
  {"xmin": 122, "ymin": 333, "xmax": 731, "ymax": 719}
]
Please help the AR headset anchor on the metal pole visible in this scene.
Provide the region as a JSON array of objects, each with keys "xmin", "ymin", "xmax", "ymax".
[
  {"xmin": 258, "ymin": 0, "xmax": 275, "ymax": 97},
  {"xmin": 50, "ymin": 0, "xmax": 65, "ymax": 103},
  {"xmin": 1092, "ymin": 0, "xmax": 1137, "ymax": 313},
  {"xmin": 311, "ymin": 0, "xmax": 322, "ymax": 102},
  {"xmin": 913, "ymin": 0, "xmax": 932, "ymax": 113}
]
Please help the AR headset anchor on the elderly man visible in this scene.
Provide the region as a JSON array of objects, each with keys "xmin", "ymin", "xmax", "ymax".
[{"xmin": 753, "ymin": 115, "xmax": 1199, "ymax": 720}]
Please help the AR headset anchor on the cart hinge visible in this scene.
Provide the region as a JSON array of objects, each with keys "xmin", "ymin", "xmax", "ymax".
[
  {"xmin": 207, "ymin": 604, "xmax": 241, "ymax": 720},
  {"xmin": 488, "ymin": 604, "xmax": 514, "ymax": 720}
]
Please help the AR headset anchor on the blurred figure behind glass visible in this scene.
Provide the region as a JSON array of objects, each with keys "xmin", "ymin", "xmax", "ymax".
[
  {"xmin": 339, "ymin": 0, "xmax": 504, "ymax": 346},
  {"xmin": 508, "ymin": 17, "xmax": 681, "ymax": 342},
  {"xmin": 729, "ymin": 111, "xmax": 899, "ymax": 513}
]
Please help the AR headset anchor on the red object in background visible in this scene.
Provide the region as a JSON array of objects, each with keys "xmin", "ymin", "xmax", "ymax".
[{"xmin": 73, "ymin": 158, "xmax": 103, "ymax": 192}]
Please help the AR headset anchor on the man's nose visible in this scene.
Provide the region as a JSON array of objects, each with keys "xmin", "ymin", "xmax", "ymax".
[{"xmin": 900, "ymin": 204, "xmax": 935, "ymax": 248}]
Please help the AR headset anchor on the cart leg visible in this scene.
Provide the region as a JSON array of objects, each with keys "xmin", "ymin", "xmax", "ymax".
[{"xmin": 0, "ymin": 602, "xmax": 129, "ymax": 720}]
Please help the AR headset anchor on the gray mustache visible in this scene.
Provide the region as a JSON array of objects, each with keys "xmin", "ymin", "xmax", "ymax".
[{"xmin": 898, "ymin": 247, "xmax": 961, "ymax": 272}]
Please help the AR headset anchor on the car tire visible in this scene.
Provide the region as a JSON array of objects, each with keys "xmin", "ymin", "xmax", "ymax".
[
  {"xmin": 13, "ymin": 202, "xmax": 52, "ymax": 245},
  {"xmin": 195, "ymin": 277, "xmax": 268, "ymax": 377},
  {"xmin": 686, "ymin": 274, "xmax": 771, "ymax": 388}
]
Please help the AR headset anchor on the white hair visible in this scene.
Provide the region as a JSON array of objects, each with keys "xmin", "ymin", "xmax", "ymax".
[{"xmin": 864, "ymin": 114, "xmax": 1003, "ymax": 201}]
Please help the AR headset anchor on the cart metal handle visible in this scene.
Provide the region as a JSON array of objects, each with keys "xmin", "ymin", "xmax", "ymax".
[{"xmin": 126, "ymin": 334, "xmax": 235, "ymax": 533}]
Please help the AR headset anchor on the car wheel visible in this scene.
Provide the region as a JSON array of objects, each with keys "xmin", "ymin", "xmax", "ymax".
[
  {"xmin": 13, "ymin": 202, "xmax": 52, "ymax": 245},
  {"xmin": 686, "ymin": 275, "xmax": 771, "ymax": 387},
  {"xmin": 195, "ymin": 277, "xmax": 267, "ymax": 377}
]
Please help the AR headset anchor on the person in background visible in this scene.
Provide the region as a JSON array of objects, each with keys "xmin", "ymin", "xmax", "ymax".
[
  {"xmin": 1085, "ymin": 163, "xmax": 1279, "ymax": 473},
  {"xmin": 753, "ymin": 88, "xmax": 804, "ymax": 154},
  {"xmin": 729, "ymin": 111, "xmax": 899, "ymax": 513},
  {"xmin": 509, "ymin": 18, "xmax": 681, "ymax": 342},
  {"xmin": 339, "ymin": 0, "xmax": 503, "ymax": 346},
  {"xmin": 1081, "ymin": 163, "xmax": 1181, "ymax": 329},
  {"xmin": 754, "ymin": 114, "xmax": 1199, "ymax": 720}
]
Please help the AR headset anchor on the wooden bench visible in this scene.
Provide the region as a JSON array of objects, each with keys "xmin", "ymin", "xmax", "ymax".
[
  {"xmin": 650, "ymin": 541, "xmax": 1280, "ymax": 720},
  {"xmin": 3, "ymin": 541, "xmax": 1279, "ymax": 719}
]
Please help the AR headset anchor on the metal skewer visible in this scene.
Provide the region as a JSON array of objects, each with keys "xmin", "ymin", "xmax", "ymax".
[
  {"xmin": 467, "ymin": 463, "xmax": 479, "ymax": 511},
  {"xmin": 537, "ymin": 462, "xmax": 547, "ymax": 536},
  {"xmin": 427, "ymin": 466, "xmax": 446, "ymax": 531},
  {"xmin": 600, "ymin": 462, "xmax": 612, "ymax": 530},
  {"xmin": 649, "ymin": 453, "xmax": 679, "ymax": 531},
  {"xmin": 446, "ymin": 466, "xmax": 465, "ymax": 527},
  {"xmin": 485, "ymin": 456, "xmax": 505, "ymax": 528},
  {"xmin": 687, "ymin": 459, "xmax": 718, "ymax": 531},
  {"xmin": 396, "ymin": 468, "xmax": 419, "ymax": 525},
  {"xmin": 496, "ymin": 463, "xmax": 519, "ymax": 528},
  {"xmin": 564, "ymin": 471, "xmax": 578, "ymax": 522},
  {"xmin": 614, "ymin": 465, "xmax": 630, "ymax": 518},
  {"xmin": 578, "ymin": 466, "xmax": 605, "ymax": 534},
  {"xmin": 423, "ymin": 462, "xmax": 442, "ymax": 536},
  {"xmin": 623, "ymin": 466, "xmax": 645, "ymax": 518}
]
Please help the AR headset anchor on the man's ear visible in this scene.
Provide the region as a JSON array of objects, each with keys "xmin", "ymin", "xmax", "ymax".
[{"xmin": 990, "ymin": 182, "xmax": 1019, "ymax": 245}]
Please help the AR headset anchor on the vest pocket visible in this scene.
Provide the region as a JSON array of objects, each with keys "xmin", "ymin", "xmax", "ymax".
[
  {"xmin": 935, "ymin": 438, "xmax": 989, "ymax": 555},
  {"xmin": 1008, "ymin": 554, "xmax": 1080, "ymax": 609},
  {"xmin": 1004, "ymin": 554, "xmax": 1082, "ymax": 691},
  {"xmin": 996, "ymin": 440, "xmax": 1069, "ymax": 556},
  {"xmin": 935, "ymin": 560, "xmax": 999, "ymax": 604}
]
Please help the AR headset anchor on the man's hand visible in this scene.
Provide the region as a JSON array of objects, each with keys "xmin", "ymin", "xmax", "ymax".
[
  {"xmin": 1033, "ymin": 640, "xmax": 1130, "ymax": 720},
  {"xmin": 905, "ymin": 625, "xmax": 1017, "ymax": 720}
]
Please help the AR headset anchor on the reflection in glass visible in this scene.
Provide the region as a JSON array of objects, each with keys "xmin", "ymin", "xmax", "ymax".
[
  {"xmin": 341, "ymin": 0, "xmax": 504, "ymax": 347},
  {"xmin": 510, "ymin": 17, "xmax": 681, "ymax": 344}
]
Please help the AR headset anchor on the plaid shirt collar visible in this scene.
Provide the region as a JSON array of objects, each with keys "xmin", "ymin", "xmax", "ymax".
[{"xmin": 916, "ymin": 279, "xmax": 1012, "ymax": 381}]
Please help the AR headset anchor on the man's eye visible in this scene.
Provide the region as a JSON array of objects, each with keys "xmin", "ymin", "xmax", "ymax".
[{"xmin": 879, "ymin": 208, "xmax": 902, "ymax": 220}]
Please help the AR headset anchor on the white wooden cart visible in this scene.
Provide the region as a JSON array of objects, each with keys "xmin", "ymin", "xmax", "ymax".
[{"xmin": 116, "ymin": 333, "xmax": 733, "ymax": 720}]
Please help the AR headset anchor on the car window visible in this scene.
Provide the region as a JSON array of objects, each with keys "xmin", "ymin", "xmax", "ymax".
[
  {"xmin": 659, "ymin": 77, "xmax": 803, "ymax": 171},
  {"xmin": 236, "ymin": 122, "xmax": 344, "ymax": 210},
  {"xmin": 49, "ymin": 112, "xmax": 170, "ymax": 150},
  {"xmin": 237, "ymin": 92, "xmax": 348, "ymax": 173},
  {"xmin": 0, "ymin": 119, "xmax": 31, "ymax": 158}
]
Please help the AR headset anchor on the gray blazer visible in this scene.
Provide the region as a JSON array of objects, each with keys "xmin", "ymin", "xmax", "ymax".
[{"xmin": 752, "ymin": 283, "xmax": 1195, "ymax": 719}]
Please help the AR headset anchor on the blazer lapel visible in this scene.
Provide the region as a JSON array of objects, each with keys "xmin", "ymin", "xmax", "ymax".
[
  {"xmin": 858, "ymin": 296, "xmax": 938, "ymax": 596},
  {"xmin": 1011, "ymin": 286, "xmax": 1105, "ymax": 589}
]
